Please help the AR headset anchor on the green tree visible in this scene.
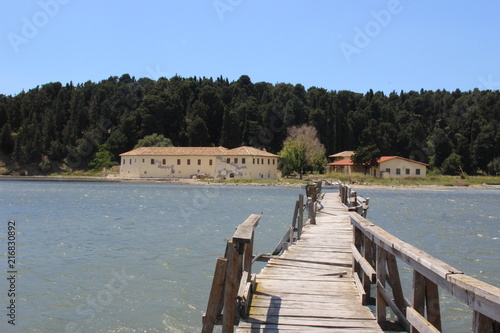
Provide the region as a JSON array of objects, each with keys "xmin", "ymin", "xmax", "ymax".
[
  {"xmin": 441, "ymin": 153, "xmax": 462, "ymax": 175},
  {"xmin": 280, "ymin": 140, "xmax": 307, "ymax": 178},
  {"xmin": 88, "ymin": 144, "xmax": 115, "ymax": 171},
  {"xmin": 0, "ymin": 123, "xmax": 14, "ymax": 154},
  {"xmin": 351, "ymin": 145, "xmax": 382, "ymax": 175},
  {"xmin": 134, "ymin": 133, "xmax": 173, "ymax": 149},
  {"xmin": 279, "ymin": 125, "xmax": 326, "ymax": 178},
  {"xmin": 186, "ymin": 116, "xmax": 210, "ymax": 146},
  {"xmin": 487, "ymin": 157, "xmax": 500, "ymax": 175}
]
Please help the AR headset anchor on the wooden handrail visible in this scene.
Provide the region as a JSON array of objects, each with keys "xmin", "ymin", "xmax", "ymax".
[
  {"xmin": 349, "ymin": 209, "xmax": 500, "ymax": 332},
  {"xmin": 202, "ymin": 214, "xmax": 261, "ymax": 333}
]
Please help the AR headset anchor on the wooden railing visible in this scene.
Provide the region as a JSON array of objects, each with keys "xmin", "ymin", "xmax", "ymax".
[
  {"xmin": 201, "ymin": 214, "xmax": 260, "ymax": 333},
  {"xmin": 349, "ymin": 203, "xmax": 500, "ymax": 332},
  {"xmin": 201, "ymin": 183, "xmax": 324, "ymax": 333},
  {"xmin": 339, "ymin": 181, "xmax": 369, "ymax": 217}
]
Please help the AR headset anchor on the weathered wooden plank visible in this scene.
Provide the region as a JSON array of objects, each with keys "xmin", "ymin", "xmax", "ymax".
[
  {"xmin": 353, "ymin": 269, "xmax": 367, "ymax": 303},
  {"xmin": 233, "ymin": 214, "xmax": 260, "ymax": 244},
  {"xmin": 243, "ymin": 315, "xmax": 382, "ymax": 329},
  {"xmin": 351, "ymin": 243, "xmax": 376, "ymax": 282},
  {"xmin": 248, "ymin": 306, "xmax": 377, "ymax": 319},
  {"xmin": 255, "ymin": 274, "xmax": 349, "ymax": 281},
  {"xmin": 202, "ymin": 257, "xmax": 228, "ymax": 333},
  {"xmin": 237, "ymin": 324, "xmax": 379, "ymax": 332},
  {"xmin": 425, "ymin": 278, "xmax": 441, "ymax": 331},
  {"xmin": 446, "ymin": 273, "xmax": 500, "ymax": 323},
  {"xmin": 223, "ymin": 240, "xmax": 240, "ymax": 333},
  {"xmin": 386, "ymin": 252, "xmax": 407, "ymax": 316},
  {"xmin": 407, "ymin": 306, "xmax": 441, "ymax": 333},
  {"xmin": 250, "ymin": 293, "xmax": 359, "ymax": 305},
  {"xmin": 376, "ymin": 280, "xmax": 410, "ymax": 332}
]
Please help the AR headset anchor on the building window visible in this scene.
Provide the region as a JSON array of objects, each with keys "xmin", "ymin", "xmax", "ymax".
[
  {"xmin": 227, "ymin": 158, "xmax": 231, "ymax": 163},
  {"xmin": 162, "ymin": 159, "xmax": 166, "ymax": 165},
  {"xmin": 122, "ymin": 159, "xmax": 125, "ymax": 165},
  {"xmin": 209, "ymin": 159, "xmax": 213, "ymax": 166},
  {"xmin": 406, "ymin": 168, "xmax": 410, "ymax": 175},
  {"xmin": 268, "ymin": 159, "xmax": 270, "ymax": 165},
  {"xmin": 242, "ymin": 158, "xmax": 246, "ymax": 164},
  {"xmin": 385, "ymin": 168, "xmax": 390, "ymax": 174},
  {"xmin": 257, "ymin": 159, "xmax": 259, "ymax": 164},
  {"xmin": 396, "ymin": 168, "xmax": 401, "ymax": 175},
  {"xmin": 416, "ymin": 169, "xmax": 421, "ymax": 175},
  {"xmin": 198, "ymin": 159, "xmax": 201, "ymax": 165},
  {"xmin": 130, "ymin": 159, "xmax": 132, "ymax": 164},
  {"xmin": 261, "ymin": 158, "xmax": 264, "ymax": 164},
  {"xmin": 253, "ymin": 158, "xmax": 255, "ymax": 164},
  {"xmin": 234, "ymin": 158, "xmax": 238, "ymax": 164},
  {"xmin": 177, "ymin": 159, "xmax": 181, "ymax": 165},
  {"xmin": 151, "ymin": 159, "xmax": 155, "ymax": 165},
  {"xmin": 142, "ymin": 159, "xmax": 145, "ymax": 163},
  {"xmin": 187, "ymin": 159, "xmax": 191, "ymax": 165},
  {"xmin": 273, "ymin": 159, "xmax": 275, "ymax": 165}
]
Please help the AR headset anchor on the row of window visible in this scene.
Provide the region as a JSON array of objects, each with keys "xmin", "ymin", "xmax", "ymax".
[
  {"xmin": 385, "ymin": 168, "xmax": 421, "ymax": 175},
  {"xmin": 123, "ymin": 157, "xmax": 276, "ymax": 166},
  {"xmin": 226, "ymin": 158, "xmax": 276, "ymax": 165}
]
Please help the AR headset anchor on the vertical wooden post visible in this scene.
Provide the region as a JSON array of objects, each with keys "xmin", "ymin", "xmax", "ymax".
[
  {"xmin": 411, "ymin": 271, "xmax": 426, "ymax": 333},
  {"xmin": 362, "ymin": 236, "xmax": 374, "ymax": 302},
  {"xmin": 202, "ymin": 258, "xmax": 228, "ymax": 333},
  {"xmin": 425, "ymin": 279, "xmax": 442, "ymax": 331},
  {"xmin": 352, "ymin": 225, "xmax": 362, "ymax": 275},
  {"xmin": 386, "ymin": 253, "xmax": 406, "ymax": 317},
  {"xmin": 473, "ymin": 311, "xmax": 499, "ymax": 333},
  {"xmin": 291, "ymin": 200, "xmax": 299, "ymax": 229},
  {"xmin": 376, "ymin": 246, "xmax": 388, "ymax": 323},
  {"xmin": 297, "ymin": 194, "xmax": 304, "ymax": 239},
  {"xmin": 223, "ymin": 240, "xmax": 239, "ymax": 333},
  {"xmin": 309, "ymin": 198, "xmax": 316, "ymax": 225},
  {"xmin": 243, "ymin": 232, "xmax": 254, "ymax": 278}
]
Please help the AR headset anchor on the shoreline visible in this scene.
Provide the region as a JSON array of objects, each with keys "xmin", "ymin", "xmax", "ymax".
[{"xmin": 1, "ymin": 175, "xmax": 499, "ymax": 190}]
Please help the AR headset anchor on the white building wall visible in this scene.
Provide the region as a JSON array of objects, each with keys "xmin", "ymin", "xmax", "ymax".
[
  {"xmin": 120, "ymin": 155, "xmax": 216, "ymax": 178},
  {"xmin": 376, "ymin": 159, "xmax": 427, "ymax": 178},
  {"xmin": 215, "ymin": 156, "xmax": 278, "ymax": 179},
  {"xmin": 120, "ymin": 154, "xmax": 279, "ymax": 179}
]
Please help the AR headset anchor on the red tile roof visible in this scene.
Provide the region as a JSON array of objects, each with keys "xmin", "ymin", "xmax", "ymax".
[
  {"xmin": 328, "ymin": 156, "xmax": 429, "ymax": 166},
  {"xmin": 120, "ymin": 146, "xmax": 278, "ymax": 157}
]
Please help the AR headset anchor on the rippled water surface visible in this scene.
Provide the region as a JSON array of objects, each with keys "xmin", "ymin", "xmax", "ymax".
[{"xmin": 0, "ymin": 181, "xmax": 498, "ymax": 332}]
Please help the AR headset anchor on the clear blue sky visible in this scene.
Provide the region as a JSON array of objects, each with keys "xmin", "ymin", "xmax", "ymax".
[{"xmin": 1, "ymin": 0, "xmax": 499, "ymax": 96}]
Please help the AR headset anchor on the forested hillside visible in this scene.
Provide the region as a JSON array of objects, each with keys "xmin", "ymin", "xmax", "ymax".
[{"xmin": 0, "ymin": 74, "xmax": 499, "ymax": 175}]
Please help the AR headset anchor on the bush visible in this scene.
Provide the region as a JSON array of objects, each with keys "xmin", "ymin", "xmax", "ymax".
[
  {"xmin": 441, "ymin": 153, "xmax": 462, "ymax": 175},
  {"xmin": 0, "ymin": 167, "xmax": 11, "ymax": 175}
]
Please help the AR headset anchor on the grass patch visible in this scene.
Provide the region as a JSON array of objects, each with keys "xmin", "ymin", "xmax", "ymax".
[{"xmin": 321, "ymin": 172, "xmax": 500, "ymax": 186}]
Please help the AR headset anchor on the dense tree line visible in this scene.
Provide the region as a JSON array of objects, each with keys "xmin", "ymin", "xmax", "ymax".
[{"xmin": 0, "ymin": 74, "xmax": 499, "ymax": 175}]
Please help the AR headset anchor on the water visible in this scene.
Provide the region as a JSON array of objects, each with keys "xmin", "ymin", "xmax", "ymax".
[{"xmin": 0, "ymin": 182, "xmax": 498, "ymax": 332}]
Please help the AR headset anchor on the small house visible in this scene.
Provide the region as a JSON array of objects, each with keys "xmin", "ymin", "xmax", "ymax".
[{"xmin": 327, "ymin": 155, "xmax": 428, "ymax": 178}]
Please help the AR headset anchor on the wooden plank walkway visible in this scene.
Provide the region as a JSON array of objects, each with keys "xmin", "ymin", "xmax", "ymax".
[{"xmin": 237, "ymin": 192, "xmax": 383, "ymax": 332}]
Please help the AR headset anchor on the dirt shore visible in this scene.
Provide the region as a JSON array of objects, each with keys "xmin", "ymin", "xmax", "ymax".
[{"xmin": 1, "ymin": 175, "xmax": 498, "ymax": 190}]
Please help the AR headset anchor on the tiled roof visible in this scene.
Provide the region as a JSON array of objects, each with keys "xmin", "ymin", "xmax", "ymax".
[
  {"xmin": 328, "ymin": 157, "xmax": 355, "ymax": 166},
  {"xmin": 120, "ymin": 146, "xmax": 278, "ymax": 157},
  {"xmin": 378, "ymin": 156, "xmax": 429, "ymax": 166},
  {"xmin": 328, "ymin": 156, "xmax": 429, "ymax": 166},
  {"xmin": 328, "ymin": 151, "xmax": 354, "ymax": 158}
]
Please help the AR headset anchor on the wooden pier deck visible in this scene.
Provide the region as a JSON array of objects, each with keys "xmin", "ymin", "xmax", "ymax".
[
  {"xmin": 236, "ymin": 192, "xmax": 383, "ymax": 332},
  {"xmin": 202, "ymin": 181, "xmax": 500, "ymax": 333}
]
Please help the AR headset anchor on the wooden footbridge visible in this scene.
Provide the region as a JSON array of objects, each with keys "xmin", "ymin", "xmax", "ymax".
[{"xmin": 202, "ymin": 181, "xmax": 500, "ymax": 333}]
